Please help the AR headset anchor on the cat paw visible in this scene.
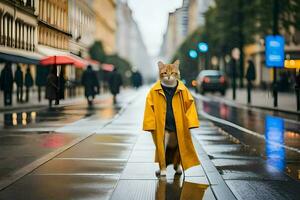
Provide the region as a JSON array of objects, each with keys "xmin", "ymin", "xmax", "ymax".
[
  {"xmin": 174, "ymin": 165, "xmax": 183, "ymax": 175},
  {"xmin": 155, "ymin": 169, "xmax": 167, "ymax": 177}
]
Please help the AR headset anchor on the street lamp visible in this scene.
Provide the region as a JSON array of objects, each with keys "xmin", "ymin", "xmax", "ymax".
[
  {"xmin": 198, "ymin": 42, "xmax": 209, "ymax": 69},
  {"xmin": 189, "ymin": 50, "xmax": 198, "ymax": 59},
  {"xmin": 231, "ymin": 48, "xmax": 240, "ymax": 100}
]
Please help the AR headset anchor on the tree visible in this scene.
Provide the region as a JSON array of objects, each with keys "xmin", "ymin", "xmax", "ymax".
[
  {"xmin": 106, "ymin": 54, "xmax": 133, "ymax": 86},
  {"xmin": 89, "ymin": 41, "xmax": 106, "ymax": 63},
  {"xmin": 171, "ymin": 28, "xmax": 203, "ymax": 86}
]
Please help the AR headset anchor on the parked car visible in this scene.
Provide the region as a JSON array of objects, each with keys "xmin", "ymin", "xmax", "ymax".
[{"xmin": 195, "ymin": 70, "xmax": 227, "ymax": 95}]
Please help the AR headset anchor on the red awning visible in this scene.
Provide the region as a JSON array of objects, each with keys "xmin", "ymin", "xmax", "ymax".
[
  {"xmin": 40, "ymin": 55, "xmax": 87, "ymax": 68},
  {"xmin": 101, "ymin": 64, "xmax": 114, "ymax": 72}
]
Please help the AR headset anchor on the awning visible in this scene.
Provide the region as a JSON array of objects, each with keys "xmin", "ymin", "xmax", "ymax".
[
  {"xmin": 85, "ymin": 58, "xmax": 100, "ymax": 70},
  {"xmin": 38, "ymin": 45, "xmax": 88, "ymax": 68},
  {"xmin": 0, "ymin": 47, "xmax": 43, "ymax": 65},
  {"xmin": 101, "ymin": 64, "xmax": 114, "ymax": 72}
]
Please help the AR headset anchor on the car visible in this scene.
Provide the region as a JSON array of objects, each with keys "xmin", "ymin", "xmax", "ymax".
[{"xmin": 195, "ymin": 70, "xmax": 227, "ymax": 95}]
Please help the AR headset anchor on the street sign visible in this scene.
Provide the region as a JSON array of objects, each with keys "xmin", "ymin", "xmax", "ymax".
[
  {"xmin": 284, "ymin": 59, "xmax": 300, "ymax": 69},
  {"xmin": 265, "ymin": 35, "xmax": 285, "ymax": 68}
]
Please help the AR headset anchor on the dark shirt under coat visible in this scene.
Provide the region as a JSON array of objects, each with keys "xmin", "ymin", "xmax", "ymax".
[{"xmin": 161, "ymin": 82, "xmax": 178, "ymax": 132}]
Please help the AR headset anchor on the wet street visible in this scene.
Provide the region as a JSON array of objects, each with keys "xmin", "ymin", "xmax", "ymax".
[{"xmin": 0, "ymin": 87, "xmax": 299, "ymax": 200}]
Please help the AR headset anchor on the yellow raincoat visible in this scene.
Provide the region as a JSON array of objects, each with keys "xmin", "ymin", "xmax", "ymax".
[{"xmin": 143, "ymin": 80, "xmax": 200, "ymax": 170}]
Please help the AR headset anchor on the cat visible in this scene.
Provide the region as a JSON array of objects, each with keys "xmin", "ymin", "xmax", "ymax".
[
  {"xmin": 158, "ymin": 60, "xmax": 180, "ymax": 87},
  {"xmin": 156, "ymin": 60, "xmax": 183, "ymax": 177}
]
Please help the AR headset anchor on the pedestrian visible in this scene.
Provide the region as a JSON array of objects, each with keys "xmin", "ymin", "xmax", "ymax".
[
  {"xmin": 131, "ymin": 70, "xmax": 143, "ymax": 89},
  {"xmin": 24, "ymin": 66, "xmax": 34, "ymax": 102},
  {"xmin": 143, "ymin": 60, "xmax": 200, "ymax": 177},
  {"xmin": 58, "ymin": 66, "xmax": 66, "ymax": 101},
  {"xmin": 0, "ymin": 62, "xmax": 14, "ymax": 106},
  {"xmin": 14, "ymin": 64, "xmax": 24, "ymax": 102},
  {"xmin": 81, "ymin": 65, "xmax": 99, "ymax": 106},
  {"xmin": 108, "ymin": 67, "xmax": 123, "ymax": 104},
  {"xmin": 245, "ymin": 60, "xmax": 256, "ymax": 104},
  {"xmin": 45, "ymin": 66, "xmax": 59, "ymax": 108}
]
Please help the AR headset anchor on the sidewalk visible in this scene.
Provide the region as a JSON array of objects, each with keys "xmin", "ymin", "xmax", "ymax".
[
  {"xmin": 0, "ymin": 87, "xmax": 229, "ymax": 200},
  {"xmin": 0, "ymin": 88, "xmax": 110, "ymax": 112},
  {"xmin": 209, "ymin": 88, "xmax": 298, "ymax": 114}
]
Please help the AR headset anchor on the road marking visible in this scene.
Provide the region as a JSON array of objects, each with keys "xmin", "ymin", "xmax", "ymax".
[
  {"xmin": 194, "ymin": 93, "xmax": 300, "ymax": 125},
  {"xmin": 199, "ymin": 110, "xmax": 300, "ymax": 154}
]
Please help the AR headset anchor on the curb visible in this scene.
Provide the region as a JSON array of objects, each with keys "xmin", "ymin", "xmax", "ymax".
[
  {"xmin": 199, "ymin": 92, "xmax": 300, "ymax": 116},
  {"xmin": 192, "ymin": 134, "xmax": 237, "ymax": 200}
]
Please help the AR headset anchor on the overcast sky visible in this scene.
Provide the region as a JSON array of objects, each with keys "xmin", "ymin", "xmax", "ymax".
[{"xmin": 127, "ymin": 0, "xmax": 183, "ymax": 56}]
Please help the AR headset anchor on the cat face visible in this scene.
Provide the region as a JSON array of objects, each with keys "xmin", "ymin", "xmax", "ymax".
[{"xmin": 158, "ymin": 60, "xmax": 180, "ymax": 87}]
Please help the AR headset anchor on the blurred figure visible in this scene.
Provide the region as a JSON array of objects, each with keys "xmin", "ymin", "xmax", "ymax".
[
  {"xmin": 0, "ymin": 62, "xmax": 14, "ymax": 106},
  {"xmin": 295, "ymin": 72, "xmax": 300, "ymax": 111},
  {"xmin": 81, "ymin": 65, "xmax": 99, "ymax": 106},
  {"xmin": 245, "ymin": 60, "xmax": 256, "ymax": 103},
  {"xmin": 278, "ymin": 71, "xmax": 289, "ymax": 92},
  {"xmin": 46, "ymin": 66, "xmax": 59, "ymax": 108},
  {"xmin": 14, "ymin": 65, "xmax": 24, "ymax": 102},
  {"xmin": 57, "ymin": 66, "xmax": 66, "ymax": 104},
  {"xmin": 131, "ymin": 70, "xmax": 143, "ymax": 89},
  {"xmin": 108, "ymin": 67, "xmax": 123, "ymax": 104},
  {"xmin": 24, "ymin": 66, "xmax": 34, "ymax": 102}
]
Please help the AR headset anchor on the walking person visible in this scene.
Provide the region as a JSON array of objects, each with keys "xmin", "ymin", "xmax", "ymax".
[
  {"xmin": 58, "ymin": 66, "xmax": 66, "ymax": 101},
  {"xmin": 131, "ymin": 70, "xmax": 143, "ymax": 89},
  {"xmin": 45, "ymin": 66, "xmax": 59, "ymax": 108},
  {"xmin": 14, "ymin": 65, "xmax": 24, "ymax": 102},
  {"xmin": 108, "ymin": 67, "xmax": 123, "ymax": 104},
  {"xmin": 81, "ymin": 65, "xmax": 99, "ymax": 106},
  {"xmin": 24, "ymin": 66, "xmax": 34, "ymax": 102},
  {"xmin": 245, "ymin": 60, "xmax": 256, "ymax": 104},
  {"xmin": 0, "ymin": 62, "xmax": 14, "ymax": 106}
]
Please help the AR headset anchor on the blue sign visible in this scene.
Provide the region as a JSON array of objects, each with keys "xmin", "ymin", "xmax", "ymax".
[
  {"xmin": 265, "ymin": 35, "xmax": 284, "ymax": 68},
  {"xmin": 265, "ymin": 115, "xmax": 285, "ymax": 170},
  {"xmin": 198, "ymin": 42, "xmax": 208, "ymax": 53},
  {"xmin": 189, "ymin": 50, "xmax": 198, "ymax": 59}
]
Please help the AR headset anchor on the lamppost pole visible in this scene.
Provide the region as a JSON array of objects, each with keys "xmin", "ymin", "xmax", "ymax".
[{"xmin": 272, "ymin": 0, "xmax": 279, "ymax": 107}]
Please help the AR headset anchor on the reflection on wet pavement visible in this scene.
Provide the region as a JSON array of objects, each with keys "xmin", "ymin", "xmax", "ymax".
[
  {"xmin": 194, "ymin": 118, "xmax": 300, "ymax": 199},
  {"xmin": 0, "ymin": 99, "xmax": 120, "ymax": 184},
  {"xmin": 198, "ymin": 98, "xmax": 300, "ymax": 181}
]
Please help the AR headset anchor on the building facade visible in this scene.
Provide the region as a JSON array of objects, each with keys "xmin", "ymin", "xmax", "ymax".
[
  {"xmin": 159, "ymin": 0, "xmax": 213, "ymax": 61},
  {"xmin": 93, "ymin": 0, "xmax": 116, "ymax": 54},
  {"xmin": 68, "ymin": 0, "xmax": 95, "ymax": 58},
  {"xmin": 244, "ymin": 30, "xmax": 300, "ymax": 86},
  {"xmin": 37, "ymin": 0, "xmax": 70, "ymax": 51},
  {"xmin": 116, "ymin": 1, "xmax": 152, "ymax": 82},
  {"xmin": 0, "ymin": 0, "xmax": 39, "ymax": 60}
]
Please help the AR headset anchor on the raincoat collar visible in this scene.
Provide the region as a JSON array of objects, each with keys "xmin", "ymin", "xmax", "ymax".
[{"xmin": 153, "ymin": 80, "xmax": 185, "ymax": 92}]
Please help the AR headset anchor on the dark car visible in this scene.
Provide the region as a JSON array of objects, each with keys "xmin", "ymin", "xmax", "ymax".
[{"xmin": 196, "ymin": 70, "xmax": 227, "ymax": 95}]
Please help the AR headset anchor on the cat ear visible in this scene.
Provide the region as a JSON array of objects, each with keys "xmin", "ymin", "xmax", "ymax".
[
  {"xmin": 173, "ymin": 60, "xmax": 180, "ymax": 68},
  {"xmin": 158, "ymin": 61, "xmax": 164, "ymax": 69}
]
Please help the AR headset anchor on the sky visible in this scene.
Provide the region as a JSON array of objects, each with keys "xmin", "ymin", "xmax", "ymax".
[{"xmin": 127, "ymin": 0, "xmax": 183, "ymax": 56}]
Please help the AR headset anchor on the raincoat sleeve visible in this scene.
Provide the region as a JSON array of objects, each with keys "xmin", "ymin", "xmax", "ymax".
[
  {"xmin": 184, "ymin": 89, "xmax": 199, "ymax": 129},
  {"xmin": 143, "ymin": 92, "xmax": 156, "ymax": 131}
]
